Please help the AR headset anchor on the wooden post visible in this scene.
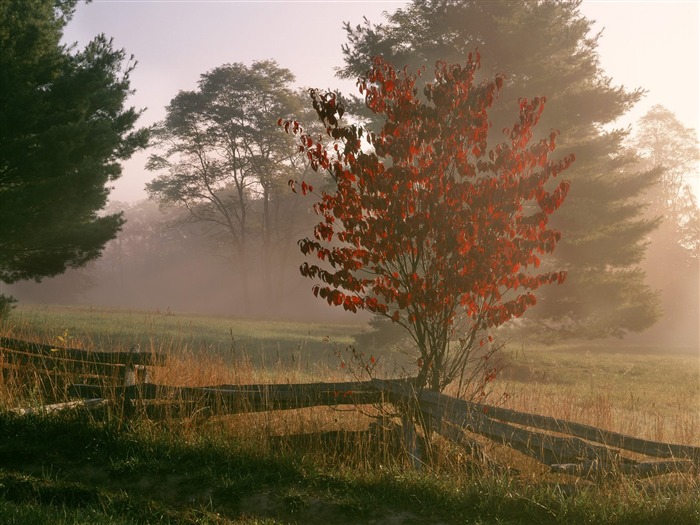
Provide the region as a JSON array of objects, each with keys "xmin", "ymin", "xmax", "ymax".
[
  {"xmin": 121, "ymin": 345, "xmax": 146, "ymax": 418},
  {"xmin": 401, "ymin": 412, "xmax": 423, "ymax": 470}
]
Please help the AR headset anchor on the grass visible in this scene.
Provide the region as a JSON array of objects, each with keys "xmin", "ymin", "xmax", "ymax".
[
  {"xmin": 3, "ymin": 303, "xmax": 363, "ymax": 369},
  {"xmin": 1, "ymin": 413, "xmax": 698, "ymax": 525},
  {"xmin": 495, "ymin": 342, "xmax": 700, "ymax": 446},
  {"xmin": 1, "ymin": 304, "xmax": 699, "ymax": 524}
]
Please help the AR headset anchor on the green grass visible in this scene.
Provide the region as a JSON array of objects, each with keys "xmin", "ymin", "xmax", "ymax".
[
  {"xmin": 496, "ymin": 342, "xmax": 700, "ymax": 445},
  {"xmin": 3, "ymin": 303, "xmax": 362, "ymax": 367},
  {"xmin": 0, "ymin": 413, "xmax": 698, "ymax": 525}
]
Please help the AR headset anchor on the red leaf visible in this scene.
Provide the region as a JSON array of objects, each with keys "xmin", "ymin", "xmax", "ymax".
[
  {"xmin": 495, "ymin": 75, "xmax": 504, "ymax": 90},
  {"xmin": 291, "ymin": 55, "xmax": 573, "ymax": 381}
]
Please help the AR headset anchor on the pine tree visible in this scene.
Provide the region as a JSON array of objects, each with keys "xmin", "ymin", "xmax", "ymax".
[
  {"xmin": 0, "ymin": 0, "xmax": 148, "ymax": 284},
  {"xmin": 339, "ymin": 0, "xmax": 661, "ymax": 339}
]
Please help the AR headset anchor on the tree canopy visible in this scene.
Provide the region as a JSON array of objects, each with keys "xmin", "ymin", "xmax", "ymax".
[
  {"xmin": 146, "ymin": 60, "xmax": 315, "ymax": 311},
  {"xmin": 0, "ymin": 0, "xmax": 148, "ymax": 284},
  {"xmin": 631, "ymin": 106, "xmax": 699, "ymax": 347},
  {"xmin": 633, "ymin": 105, "xmax": 700, "ymax": 246},
  {"xmin": 283, "ymin": 55, "xmax": 573, "ymax": 392},
  {"xmin": 339, "ymin": 0, "xmax": 661, "ymax": 339}
]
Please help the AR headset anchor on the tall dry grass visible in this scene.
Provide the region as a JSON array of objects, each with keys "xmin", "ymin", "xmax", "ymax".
[{"xmin": 1, "ymin": 320, "xmax": 698, "ymax": 484}]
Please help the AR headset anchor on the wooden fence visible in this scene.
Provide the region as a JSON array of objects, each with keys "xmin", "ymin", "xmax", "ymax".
[
  {"xmin": 0, "ymin": 336, "xmax": 165, "ymax": 407},
  {"xmin": 2, "ymin": 337, "xmax": 698, "ymax": 477},
  {"xmin": 373, "ymin": 378, "xmax": 699, "ymax": 477}
]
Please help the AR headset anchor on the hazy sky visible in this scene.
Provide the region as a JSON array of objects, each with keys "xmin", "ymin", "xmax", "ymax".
[{"xmin": 61, "ymin": 0, "xmax": 700, "ymax": 202}]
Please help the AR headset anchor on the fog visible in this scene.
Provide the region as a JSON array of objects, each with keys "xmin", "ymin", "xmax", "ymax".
[
  {"xmin": 4, "ymin": 2, "xmax": 699, "ymax": 352},
  {"xmin": 5, "ymin": 195, "xmax": 697, "ymax": 350},
  {"xmin": 6, "ymin": 200, "xmax": 358, "ymax": 324}
]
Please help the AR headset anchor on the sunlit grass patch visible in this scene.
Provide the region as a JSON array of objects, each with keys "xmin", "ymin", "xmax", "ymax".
[
  {"xmin": 496, "ymin": 342, "xmax": 700, "ymax": 446},
  {"xmin": 2, "ymin": 304, "xmax": 699, "ymax": 449},
  {"xmin": 3, "ymin": 303, "xmax": 362, "ymax": 366}
]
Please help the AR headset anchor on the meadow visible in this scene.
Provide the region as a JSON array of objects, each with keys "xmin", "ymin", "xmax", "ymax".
[
  {"xmin": 3, "ymin": 303, "xmax": 360, "ymax": 364},
  {"xmin": 1, "ymin": 303, "xmax": 698, "ymax": 524}
]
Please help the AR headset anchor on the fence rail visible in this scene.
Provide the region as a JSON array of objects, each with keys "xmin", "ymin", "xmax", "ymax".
[
  {"xmin": 1, "ymin": 336, "xmax": 166, "ymax": 401},
  {"xmin": 2, "ymin": 337, "xmax": 698, "ymax": 478},
  {"xmin": 69, "ymin": 380, "xmax": 390, "ymax": 416},
  {"xmin": 0, "ymin": 337, "xmax": 165, "ymax": 365},
  {"xmin": 372, "ymin": 378, "xmax": 699, "ymax": 475}
]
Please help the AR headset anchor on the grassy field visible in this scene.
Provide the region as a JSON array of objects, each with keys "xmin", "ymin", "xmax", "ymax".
[
  {"xmin": 3, "ymin": 303, "xmax": 362, "ymax": 370},
  {"xmin": 494, "ymin": 342, "xmax": 700, "ymax": 447},
  {"xmin": 0, "ymin": 304, "xmax": 698, "ymax": 524}
]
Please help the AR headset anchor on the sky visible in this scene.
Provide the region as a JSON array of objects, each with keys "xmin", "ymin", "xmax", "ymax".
[{"xmin": 61, "ymin": 0, "xmax": 700, "ymax": 203}]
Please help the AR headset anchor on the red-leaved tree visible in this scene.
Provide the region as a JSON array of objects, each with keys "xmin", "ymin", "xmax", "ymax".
[{"xmin": 280, "ymin": 55, "xmax": 574, "ymax": 393}]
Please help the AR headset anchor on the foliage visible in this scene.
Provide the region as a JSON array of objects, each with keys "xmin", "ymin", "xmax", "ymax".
[
  {"xmin": 0, "ymin": 293, "xmax": 17, "ymax": 323},
  {"xmin": 146, "ymin": 61, "xmax": 318, "ymax": 311},
  {"xmin": 0, "ymin": 0, "xmax": 148, "ymax": 284},
  {"xmin": 630, "ymin": 106, "xmax": 700, "ymax": 347},
  {"xmin": 282, "ymin": 56, "xmax": 573, "ymax": 392},
  {"xmin": 633, "ymin": 105, "xmax": 700, "ymax": 256},
  {"xmin": 339, "ymin": 0, "xmax": 662, "ymax": 340}
]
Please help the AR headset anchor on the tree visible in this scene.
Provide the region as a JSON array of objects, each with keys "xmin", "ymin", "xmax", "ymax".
[
  {"xmin": 0, "ymin": 0, "xmax": 148, "ymax": 285},
  {"xmin": 282, "ymin": 55, "xmax": 573, "ymax": 393},
  {"xmin": 631, "ymin": 106, "xmax": 700, "ymax": 347},
  {"xmin": 146, "ymin": 61, "xmax": 315, "ymax": 311},
  {"xmin": 339, "ymin": 0, "xmax": 661, "ymax": 340},
  {"xmin": 633, "ymin": 106, "xmax": 700, "ymax": 241},
  {"xmin": 6, "ymin": 198, "xmax": 341, "ymax": 319}
]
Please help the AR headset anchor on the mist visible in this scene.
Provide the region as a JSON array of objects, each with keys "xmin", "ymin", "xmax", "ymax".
[
  {"xmin": 6, "ymin": 200, "xmax": 359, "ymax": 325},
  {"xmin": 4, "ymin": 1, "xmax": 699, "ymax": 353},
  {"xmin": 6, "ymin": 194, "xmax": 698, "ymax": 351}
]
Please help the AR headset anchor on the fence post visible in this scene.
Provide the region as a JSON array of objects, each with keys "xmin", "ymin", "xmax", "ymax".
[
  {"xmin": 121, "ymin": 345, "xmax": 144, "ymax": 418},
  {"xmin": 401, "ymin": 411, "xmax": 423, "ymax": 470}
]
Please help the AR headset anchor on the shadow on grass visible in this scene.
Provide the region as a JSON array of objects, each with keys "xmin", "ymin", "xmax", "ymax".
[{"xmin": 0, "ymin": 412, "xmax": 698, "ymax": 525}]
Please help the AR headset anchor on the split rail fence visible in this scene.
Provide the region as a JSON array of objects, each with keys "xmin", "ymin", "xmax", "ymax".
[{"xmin": 1, "ymin": 337, "xmax": 698, "ymax": 478}]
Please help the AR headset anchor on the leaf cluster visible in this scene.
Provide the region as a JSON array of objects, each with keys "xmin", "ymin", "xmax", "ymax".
[{"xmin": 282, "ymin": 55, "xmax": 573, "ymax": 391}]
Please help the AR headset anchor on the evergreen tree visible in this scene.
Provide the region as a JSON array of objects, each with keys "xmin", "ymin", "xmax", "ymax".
[
  {"xmin": 0, "ymin": 0, "xmax": 148, "ymax": 284},
  {"xmin": 339, "ymin": 0, "xmax": 661, "ymax": 339}
]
